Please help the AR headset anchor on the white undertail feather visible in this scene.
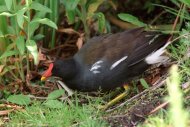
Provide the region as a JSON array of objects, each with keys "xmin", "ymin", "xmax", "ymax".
[
  {"xmin": 110, "ymin": 56, "xmax": 128, "ymax": 70},
  {"xmin": 145, "ymin": 42, "xmax": 171, "ymax": 64}
]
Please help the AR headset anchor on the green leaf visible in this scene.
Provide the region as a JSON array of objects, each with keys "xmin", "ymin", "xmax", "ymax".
[
  {"xmin": 87, "ymin": 0, "xmax": 104, "ymax": 18},
  {"xmin": 179, "ymin": 0, "xmax": 190, "ymax": 6},
  {"xmin": 26, "ymin": 40, "xmax": 39, "ymax": 65},
  {"xmin": 64, "ymin": 0, "xmax": 79, "ymax": 10},
  {"xmin": 0, "ymin": 50, "xmax": 18, "ymax": 59},
  {"xmin": 4, "ymin": 0, "xmax": 12, "ymax": 11},
  {"xmin": 7, "ymin": 26, "xmax": 16, "ymax": 35},
  {"xmin": 28, "ymin": 22, "xmax": 40, "ymax": 38},
  {"xmin": 0, "ymin": 5, "xmax": 8, "ymax": 12},
  {"xmin": 16, "ymin": 36, "xmax": 25, "ymax": 55},
  {"xmin": 66, "ymin": 10, "xmax": 76, "ymax": 24},
  {"xmin": 0, "ymin": 65, "xmax": 16, "ymax": 76},
  {"xmin": 140, "ymin": 78, "xmax": 149, "ymax": 89},
  {"xmin": 31, "ymin": 18, "xmax": 57, "ymax": 29},
  {"xmin": 7, "ymin": 94, "xmax": 31, "ymax": 106},
  {"xmin": 0, "ymin": 12, "xmax": 15, "ymax": 17},
  {"xmin": 5, "ymin": 42, "xmax": 15, "ymax": 51},
  {"xmin": 47, "ymin": 89, "xmax": 65, "ymax": 100},
  {"xmin": 79, "ymin": 0, "xmax": 87, "ymax": 5},
  {"xmin": 43, "ymin": 100, "xmax": 64, "ymax": 109},
  {"xmin": 30, "ymin": 2, "xmax": 52, "ymax": 13},
  {"xmin": 32, "ymin": 34, "xmax": 44, "ymax": 41},
  {"xmin": 62, "ymin": 0, "xmax": 79, "ymax": 24},
  {"xmin": 0, "ymin": 30, "xmax": 3, "ymax": 36},
  {"xmin": 16, "ymin": 7, "xmax": 27, "ymax": 29},
  {"xmin": 95, "ymin": 12, "xmax": 106, "ymax": 33},
  {"xmin": 118, "ymin": 13, "xmax": 146, "ymax": 27}
]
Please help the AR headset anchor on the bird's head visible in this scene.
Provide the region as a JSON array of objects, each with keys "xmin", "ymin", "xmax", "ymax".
[{"xmin": 41, "ymin": 59, "xmax": 76, "ymax": 81}]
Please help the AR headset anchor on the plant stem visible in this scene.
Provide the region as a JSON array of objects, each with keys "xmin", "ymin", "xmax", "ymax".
[
  {"xmin": 13, "ymin": 0, "xmax": 25, "ymax": 81},
  {"xmin": 49, "ymin": 0, "xmax": 58, "ymax": 49},
  {"xmin": 0, "ymin": 77, "xmax": 5, "ymax": 85},
  {"xmin": 80, "ymin": 4, "xmax": 90, "ymax": 40},
  {"xmin": 19, "ymin": 56, "xmax": 25, "ymax": 81},
  {"xmin": 26, "ymin": 0, "xmax": 31, "ymax": 76},
  {"xmin": 6, "ymin": 66, "xmax": 20, "ymax": 81}
]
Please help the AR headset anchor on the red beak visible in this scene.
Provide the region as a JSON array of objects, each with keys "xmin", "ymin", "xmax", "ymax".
[{"xmin": 41, "ymin": 63, "xmax": 54, "ymax": 81}]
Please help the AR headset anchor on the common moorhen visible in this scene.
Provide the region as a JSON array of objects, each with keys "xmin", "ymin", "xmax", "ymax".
[{"xmin": 41, "ymin": 28, "xmax": 170, "ymax": 91}]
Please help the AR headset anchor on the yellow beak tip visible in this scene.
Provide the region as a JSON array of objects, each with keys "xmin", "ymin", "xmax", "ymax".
[{"xmin": 41, "ymin": 76, "xmax": 46, "ymax": 81}]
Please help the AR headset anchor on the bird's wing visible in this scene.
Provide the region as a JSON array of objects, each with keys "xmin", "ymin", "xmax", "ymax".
[
  {"xmin": 127, "ymin": 31, "xmax": 169, "ymax": 66},
  {"xmin": 74, "ymin": 28, "xmax": 169, "ymax": 69},
  {"xmin": 75, "ymin": 28, "xmax": 144, "ymax": 65}
]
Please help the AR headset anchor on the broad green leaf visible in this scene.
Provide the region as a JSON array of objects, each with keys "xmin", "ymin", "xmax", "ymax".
[
  {"xmin": 0, "ymin": 30, "xmax": 3, "ymax": 36},
  {"xmin": 0, "ymin": 5, "xmax": 8, "ymax": 12},
  {"xmin": 0, "ymin": 50, "xmax": 18, "ymax": 59},
  {"xmin": 16, "ymin": 7, "xmax": 27, "ymax": 29},
  {"xmin": 63, "ymin": 0, "xmax": 79, "ymax": 23},
  {"xmin": 66, "ymin": 10, "xmax": 76, "ymax": 24},
  {"xmin": 7, "ymin": 26, "xmax": 16, "ymax": 35},
  {"xmin": 47, "ymin": 89, "xmax": 65, "ymax": 100},
  {"xmin": 7, "ymin": 94, "xmax": 31, "ymax": 106},
  {"xmin": 31, "ymin": 18, "xmax": 57, "ymax": 29},
  {"xmin": 64, "ymin": 0, "xmax": 79, "ymax": 10},
  {"xmin": 33, "ymin": 34, "xmax": 44, "ymax": 41},
  {"xmin": 25, "ymin": 0, "xmax": 32, "ymax": 6},
  {"xmin": 0, "ymin": 12, "xmax": 15, "ymax": 17},
  {"xmin": 4, "ymin": 0, "xmax": 12, "ymax": 11},
  {"xmin": 5, "ymin": 42, "xmax": 15, "ymax": 51},
  {"xmin": 87, "ymin": 0, "xmax": 104, "ymax": 18},
  {"xmin": 33, "ymin": 11, "xmax": 47, "ymax": 19},
  {"xmin": 79, "ymin": 0, "xmax": 87, "ymax": 5},
  {"xmin": 118, "ymin": 13, "xmax": 146, "ymax": 27},
  {"xmin": 140, "ymin": 78, "xmax": 149, "ymax": 89},
  {"xmin": 30, "ymin": 2, "xmax": 52, "ymax": 13},
  {"xmin": 26, "ymin": 40, "xmax": 39, "ymax": 65},
  {"xmin": 62, "ymin": 0, "xmax": 77, "ymax": 23},
  {"xmin": 16, "ymin": 36, "xmax": 25, "ymax": 55},
  {"xmin": 29, "ymin": 22, "xmax": 40, "ymax": 38},
  {"xmin": 43, "ymin": 100, "xmax": 64, "ymax": 109},
  {"xmin": 96, "ymin": 12, "xmax": 106, "ymax": 33},
  {"xmin": 179, "ymin": 0, "xmax": 190, "ymax": 6}
]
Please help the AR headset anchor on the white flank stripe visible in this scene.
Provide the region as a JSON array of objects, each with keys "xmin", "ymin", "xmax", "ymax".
[
  {"xmin": 110, "ymin": 56, "xmax": 128, "ymax": 70},
  {"xmin": 145, "ymin": 42, "xmax": 170, "ymax": 64},
  {"xmin": 90, "ymin": 60, "xmax": 103, "ymax": 74},
  {"xmin": 92, "ymin": 70, "xmax": 101, "ymax": 74},
  {"xmin": 90, "ymin": 65, "xmax": 101, "ymax": 71}
]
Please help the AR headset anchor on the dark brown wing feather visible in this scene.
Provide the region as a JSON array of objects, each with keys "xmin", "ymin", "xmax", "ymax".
[
  {"xmin": 75, "ymin": 28, "xmax": 144, "ymax": 65},
  {"xmin": 74, "ymin": 28, "xmax": 169, "ymax": 67},
  {"xmin": 127, "ymin": 32, "xmax": 169, "ymax": 66}
]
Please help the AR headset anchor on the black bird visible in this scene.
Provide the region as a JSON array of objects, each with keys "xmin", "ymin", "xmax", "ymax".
[{"xmin": 41, "ymin": 28, "xmax": 170, "ymax": 91}]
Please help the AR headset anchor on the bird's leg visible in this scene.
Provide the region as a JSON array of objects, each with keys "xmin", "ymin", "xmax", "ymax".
[{"xmin": 100, "ymin": 84, "xmax": 130, "ymax": 110}]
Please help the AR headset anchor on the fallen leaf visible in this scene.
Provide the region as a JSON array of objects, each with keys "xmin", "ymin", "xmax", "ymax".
[
  {"xmin": 57, "ymin": 28, "xmax": 80, "ymax": 36},
  {"xmin": 0, "ymin": 109, "xmax": 14, "ymax": 116},
  {"xmin": 8, "ymin": 57, "xmax": 21, "ymax": 63},
  {"xmin": 0, "ymin": 65, "xmax": 5, "ymax": 73},
  {"xmin": 38, "ymin": 48, "xmax": 46, "ymax": 61},
  {"xmin": 0, "ymin": 104, "xmax": 23, "ymax": 116},
  {"xmin": 76, "ymin": 34, "xmax": 84, "ymax": 50}
]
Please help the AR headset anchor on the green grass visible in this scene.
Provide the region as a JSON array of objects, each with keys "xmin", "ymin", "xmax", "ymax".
[
  {"xmin": 139, "ymin": 23, "xmax": 190, "ymax": 127},
  {"xmin": 5, "ymin": 32, "xmax": 190, "ymax": 126},
  {"xmin": 5, "ymin": 97, "xmax": 108, "ymax": 127},
  {"xmin": 1, "ymin": 1, "xmax": 190, "ymax": 126}
]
